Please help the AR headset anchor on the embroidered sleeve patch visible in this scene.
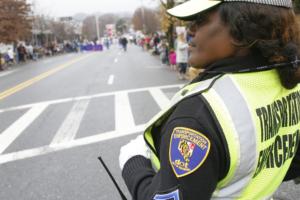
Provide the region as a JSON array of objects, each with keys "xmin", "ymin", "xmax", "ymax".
[
  {"xmin": 169, "ymin": 127, "xmax": 211, "ymax": 178},
  {"xmin": 153, "ymin": 189, "xmax": 180, "ymax": 200}
]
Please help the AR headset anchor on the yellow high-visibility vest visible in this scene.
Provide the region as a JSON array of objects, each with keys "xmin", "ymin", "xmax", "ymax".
[{"xmin": 144, "ymin": 69, "xmax": 300, "ymax": 199}]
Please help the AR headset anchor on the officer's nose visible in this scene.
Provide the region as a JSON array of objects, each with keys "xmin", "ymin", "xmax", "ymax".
[{"xmin": 187, "ymin": 23, "xmax": 197, "ymax": 48}]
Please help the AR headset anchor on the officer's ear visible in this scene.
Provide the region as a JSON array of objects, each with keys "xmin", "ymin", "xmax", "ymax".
[
  {"xmin": 228, "ymin": 38, "xmax": 253, "ymax": 57},
  {"xmin": 230, "ymin": 38, "xmax": 258, "ymax": 49}
]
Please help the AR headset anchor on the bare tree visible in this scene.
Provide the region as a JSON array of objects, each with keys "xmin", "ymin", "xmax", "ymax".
[
  {"xmin": 50, "ymin": 21, "xmax": 68, "ymax": 42},
  {"xmin": 33, "ymin": 15, "xmax": 79, "ymax": 45},
  {"xmin": 132, "ymin": 7, "xmax": 160, "ymax": 34},
  {"xmin": 132, "ymin": 8, "xmax": 144, "ymax": 31},
  {"xmin": 159, "ymin": 0, "xmax": 188, "ymax": 48},
  {"xmin": 82, "ymin": 16, "xmax": 97, "ymax": 41},
  {"xmin": 98, "ymin": 13, "xmax": 118, "ymax": 36},
  {"xmin": 0, "ymin": 0, "xmax": 32, "ymax": 43},
  {"xmin": 32, "ymin": 15, "xmax": 51, "ymax": 45},
  {"xmin": 116, "ymin": 18, "xmax": 127, "ymax": 34},
  {"xmin": 0, "ymin": 0, "xmax": 32, "ymax": 70}
]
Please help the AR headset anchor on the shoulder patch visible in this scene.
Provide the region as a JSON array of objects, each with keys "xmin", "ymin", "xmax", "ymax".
[
  {"xmin": 153, "ymin": 189, "xmax": 180, "ymax": 200},
  {"xmin": 169, "ymin": 127, "xmax": 211, "ymax": 178}
]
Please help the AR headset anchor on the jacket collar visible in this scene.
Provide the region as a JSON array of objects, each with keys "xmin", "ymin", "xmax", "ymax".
[{"xmin": 191, "ymin": 53, "xmax": 270, "ymax": 83}]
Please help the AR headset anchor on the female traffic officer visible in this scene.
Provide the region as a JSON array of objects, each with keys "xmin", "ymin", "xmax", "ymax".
[{"xmin": 119, "ymin": 0, "xmax": 300, "ymax": 199}]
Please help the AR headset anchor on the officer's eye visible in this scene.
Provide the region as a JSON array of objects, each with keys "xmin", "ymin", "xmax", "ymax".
[{"xmin": 194, "ymin": 12, "xmax": 210, "ymax": 27}]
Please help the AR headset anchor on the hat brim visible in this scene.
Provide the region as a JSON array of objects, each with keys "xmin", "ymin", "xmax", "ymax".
[{"xmin": 167, "ymin": 0, "xmax": 222, "ymax": 20}]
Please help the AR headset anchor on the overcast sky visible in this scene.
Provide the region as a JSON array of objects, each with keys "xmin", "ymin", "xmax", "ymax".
[{"xmin": 28, "ymin": 0, "xmax": 159, "ymax": 17}]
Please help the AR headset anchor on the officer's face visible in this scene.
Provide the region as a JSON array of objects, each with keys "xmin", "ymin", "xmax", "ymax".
[{"xmin": 188, "ymin": 11, "xmax": 238, "ymax": 68}]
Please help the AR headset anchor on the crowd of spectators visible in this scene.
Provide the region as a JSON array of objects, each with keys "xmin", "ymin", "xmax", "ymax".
[
  {"xmin": 136, "ymin": 32, "xmax": 203, "ymax": 81},
  {"xmin": 0, "ymin": 40, "xmax": 105, "ymax": 70},
  {"xmin": 0, "ymin": 41, "xmax": 81, "ymax": 70},
  {"xmin": 0, "ymin": 33, "xmax": 204, "ymax": 81}
]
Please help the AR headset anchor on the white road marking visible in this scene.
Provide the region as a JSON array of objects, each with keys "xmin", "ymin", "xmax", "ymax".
[
  {"xmin": 42, "ymin": 59, "xmax": 52, "ymax": 64},
  {"xmin": 145, "ymin": 66, "xmax": 164, "ymax": 69},
  {"xmin": 114, "ymin": 58, "xmax": 118, "ymax": 63},
  {"xmin": 115, "ymin": 92, "xmax": 135, "ymax": 131},
  {"xmin": 0, "ymin": 104, "xmax": 48, "ymax": 154},
  {"xmin": 0, "ymin": 70, "xmax": 17, "ymax": 77},
  {"xmin": 0, "ymin": 124, "xmax": 145, "ymax": 165},
  {"xmin": 50, "ymin": 99, "xmax": 90, "ymax": 146},
  {"xmin": 0, "ymin": 84, "xmax": 183, "ymax": 113},
  {"xmin": 149, "ymin": 88, "xmax": 171, "ymax": 110},
  {"xmin": 0, "ymin": 84, "xmax": 183, "ymax": 164},
  {"xmin": 107, "ymin": 75, "xmax": 114, "ymax": 85}
]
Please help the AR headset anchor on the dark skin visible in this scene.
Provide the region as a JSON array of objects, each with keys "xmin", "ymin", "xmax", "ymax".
[{"xmin": 188, "ymin": 11, "xmax": 249, "ymax": 68}]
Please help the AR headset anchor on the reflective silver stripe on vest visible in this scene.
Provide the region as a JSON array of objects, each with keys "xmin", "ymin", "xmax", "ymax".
[
  {"xmin": 146, "ymin": 77, "xmax": 218, "ymax": 129},
  {"xmin": 212, "ymin": 76, "xmax": 257, "ymax": 197},
  {"xmin": 171, "ymin": 76, "xmax": 220, "ymax": 104}
]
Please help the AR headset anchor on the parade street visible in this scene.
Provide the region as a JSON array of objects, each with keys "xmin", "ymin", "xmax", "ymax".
[{"xmin": 0, "ymin": 45, "xmax": 298, "ymax": 200}]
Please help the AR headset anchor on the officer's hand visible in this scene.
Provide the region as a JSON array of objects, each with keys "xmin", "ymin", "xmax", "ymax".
[{"xmin": 119, "ymin": 135, "xmax": 151, "ymax": 170}]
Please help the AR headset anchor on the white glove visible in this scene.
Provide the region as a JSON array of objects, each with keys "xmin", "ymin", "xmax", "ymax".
[{"xmin": 119, "ymin": 134, "xmax": 151, "ymax": 170}]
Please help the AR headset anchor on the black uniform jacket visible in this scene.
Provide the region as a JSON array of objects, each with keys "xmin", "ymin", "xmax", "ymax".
[{"xmin": 122, "ymin": 53, "xmax": 300, "ymax": 200}]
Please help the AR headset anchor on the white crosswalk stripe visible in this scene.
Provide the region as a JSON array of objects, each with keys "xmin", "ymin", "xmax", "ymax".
[
  {"xmin": 0, "ymin": 84, "xmax": 183, "ymax": 164},
  {"xmin": 0, "ymin": 104, "xmax": 48, "ymax": 154},
  {"xmin": 0, "ymin": 84, "xmax": 182, "ymax": 113},
  {"xmin": 149, "ymin": 88, "xmax": 171, "ymax": 110},
  {"xmin": 115, "ymin": 92, "xmax": 135, "ymax": 131},
  {"xmin": 50, "ymin": 99, "xmax": 90, "ymax": 146},
  {"xmin": 0, "ymin": 69, "xmax": 17, "ymax": 77}
]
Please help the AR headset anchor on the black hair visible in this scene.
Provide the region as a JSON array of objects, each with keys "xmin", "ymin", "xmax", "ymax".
[{"xmin": 217, "ymin": 2, "xmax": 300, "ymax": 89}]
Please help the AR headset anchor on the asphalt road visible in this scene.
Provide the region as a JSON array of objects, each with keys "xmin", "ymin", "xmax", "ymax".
[{"xmin": 0, "ymin": 44, "xmax": 298, "ymax": 200}]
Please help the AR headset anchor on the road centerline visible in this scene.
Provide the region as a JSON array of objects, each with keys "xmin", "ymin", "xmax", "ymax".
[
  {"xmin": 108, "ymin": 75, "xmax": 114, "ymax": 85},
  {"xmin": 0, "ymin": 53, "xmax": 94, "ymax": 101}
]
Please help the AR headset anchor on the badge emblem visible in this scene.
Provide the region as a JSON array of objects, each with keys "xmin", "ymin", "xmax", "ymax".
[
  {"xmin": 153, "ymin": 189, "xmax": 180, "ymax": 200},
  {"xmin": 169, "ymin": 127, "xmax": 211, "ymax": 177}
]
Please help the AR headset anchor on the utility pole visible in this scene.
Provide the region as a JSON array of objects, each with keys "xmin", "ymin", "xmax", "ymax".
[
  {"xmin": 95, "ymin": 15, "xmax": 100, "ymax": 41},
  {"xmin": 141, "ymin": 0, "xmax": 146, "ymax": 33},
  {"xmin": 160, "ymin": 0, "xmax": 175, "ymax": 48},
  {"xmin": 166, "ymin": 0, "xmax": 175, "ymax": 48}
]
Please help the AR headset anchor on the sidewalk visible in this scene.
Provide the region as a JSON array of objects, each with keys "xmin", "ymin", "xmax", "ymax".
[
  {"xmin": 0, "ymin": 52, "xmax": 74, "ymax": 72},
  {"xmin": 274, "ymin": 180, "xmax": 299, "ymax": 200}
]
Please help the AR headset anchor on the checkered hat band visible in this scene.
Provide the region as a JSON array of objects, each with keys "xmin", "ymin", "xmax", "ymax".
[{"xmin": 224, "ymin": 0, "xmax": 292, "ymax": 8}]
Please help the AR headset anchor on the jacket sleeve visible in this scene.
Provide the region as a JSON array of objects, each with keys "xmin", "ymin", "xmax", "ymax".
[{"xmin": 122, "ymin": 117, "xmax": 227, "ymax": 200}]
